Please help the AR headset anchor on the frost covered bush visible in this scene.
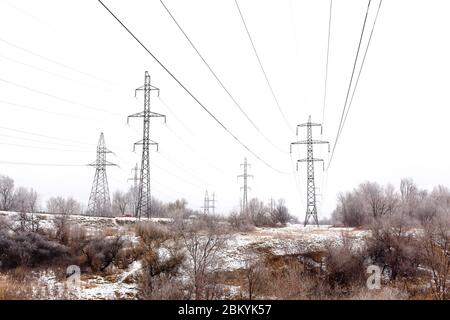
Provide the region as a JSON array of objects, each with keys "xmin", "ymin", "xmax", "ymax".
[
  {"xmin": 135, "ymin": 222, "xmax": 185, "ymax": 299},
  {"xmin": 0, "ymin": 230, "xmax": 68, "ymax": 269},
  {"xmin": 81, "ymin": 235, "xmax": 124, "ymax": 272}
]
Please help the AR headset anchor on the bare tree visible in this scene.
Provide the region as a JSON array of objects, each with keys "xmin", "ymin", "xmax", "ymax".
[
  {"xmin": 46, "ymin": 196, "xmax": 81, "ymax": 215},
  {"xmin": 178, "ymin": 218, "xmax": 227, "ymax": 299},
  {"xmin": 0, "ymin": 175, "xmax": 15, "ymax": 211},
  {"xmin": 112, "ymin": 190, "xmax": 128, "ymax": 217},
  {"xmin": 244, "ymin": 251, "xmax": 266, "ymax": 300},
  {"xmin": 269, "ymin": 198, "xmax": 291, "ymax": 226},
  {"xmin": 12, "ymin": 187, "xmax": 40, "ymax": 213},
  {"xmin": 420, "ymin": 217, "xmax": 450, "ymax": 300},
  {"xmin": 333, "ymin": 192, "xmax": 366, "ymax": 227}
]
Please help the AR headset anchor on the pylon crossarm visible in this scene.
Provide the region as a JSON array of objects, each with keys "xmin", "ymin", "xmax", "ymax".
[
  {"xmin": 296, "ymin": 123, "xmax": 322, "ymax": 135},
  {"xmin": 135, "ymin": 85, "xmax": 160, "ymax": 97},
  {"xmin": 150, "ymin": 112, "xmax": 167, "ymax": 123}
]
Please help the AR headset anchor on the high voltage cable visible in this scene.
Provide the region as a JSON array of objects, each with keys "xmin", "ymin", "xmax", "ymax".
[
  {"xmin": 321, "ymin": 0, "xmax": 333, "ymax": 134},
  {"xmin": 341, "ymin": 0, "xmax": 383, "ymax": 138},
  {"xmin": 0, "ymin": 133, "xmax": 93, "ymax": 149},
  {"xmin": 0, "ymin": 160, "xmax": 86, "ymax": 167},
  {"xmin": 0, "ymin": 37, "xmax": 120, "ymax": 87},
  {"xmin": 0, "ymin": 53, "xmax": 108, "ymax": 92},
  {"xmin": 328, "ymin": 0, "xmax": 372, "ymax": 170},
  {"xmin": 97, "ymin": 0, "xmax": 288, "ymax": 174},
  {"xmin": 0, "ymin": 77, "xmax": 121, "ymax": 116},
  {"xmin": 0, "ymin": 141, "xmax": 91, "ymax": 153},
  {"xmin": 0, "ymin": 125, "xmax": 95, "ymax": 146},
  {"xmin": 159, "ymin": 0, "xmax": 287, "ymax": 155},
  {"xmin": 234, "ymin": 0, "xmax": 294, "ymax": 134},
  {"xmin": 0, "ymin": 99, "xmax": 108, "ymax": 124}
]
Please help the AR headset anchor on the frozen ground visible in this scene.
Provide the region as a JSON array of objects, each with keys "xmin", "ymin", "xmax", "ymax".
[{"xmin": 0, "ymin": 211, "xmax": 368, "ymax": 299}]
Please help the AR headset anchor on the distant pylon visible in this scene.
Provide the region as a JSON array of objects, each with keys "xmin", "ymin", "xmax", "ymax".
[
  {"xmin": 128, "ymin": 71, "xmax": 166, "ymax": 220},
  {"xmin": 87, "ymin": 132, "xmax": 116, "ymax": 216},
  {"xmin": 127, "ymin": 163, "xmax": 140, "ymax": 217},
  {"xmin": 201, "ymin": 190, "xmax": 216, "ymax": 215},
  {"xmin": 290, "ymin": 116, "xmax": 329, "ymax": 226},
  {"xmin": 238, "ymin": 157, "xmax": 253, "ymax": 214}
]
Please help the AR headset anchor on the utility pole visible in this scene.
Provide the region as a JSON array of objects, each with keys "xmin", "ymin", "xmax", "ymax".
[
  {"xmin": 128, "ymin": 71, "xmax": 166, "ymax": 220},
  {"xmin": 127, "ymin": 163, "xmax": 140, "ymax": 217},
  {"xmin": 290, "ymin": 116, "xmax": 329, "ymax": 226},
  {"xmin": 87, "ymin": 132, "xmax": 116, "ymax": 216},
  {"xmin": 238, "ymin": 157, "xmax": 253, "ymax": 214}
]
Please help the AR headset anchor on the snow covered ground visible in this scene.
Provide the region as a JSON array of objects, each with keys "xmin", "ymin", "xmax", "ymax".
[
  {"xmin": 221, "ymin": 224, "xmax": 369, "ymax": 270},
  {"xmin": 0, "ymin": 211, "xmax": 368, "ymax": 299}
]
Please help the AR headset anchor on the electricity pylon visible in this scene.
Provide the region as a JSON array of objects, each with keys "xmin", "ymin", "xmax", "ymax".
[
  {"xmin": 290, "ymin": 116, "xmax": 329, "ymax": 226},
  {"xmin": 127, "ymin": 163, "xmax": 140, "ymax": 217},
  {"xmin": 128, "ymin": 71, "xmax": 166, "ymax": 220},
  {"xmin": 238, "ymin": 157, "xmax": 253, "ymax": 214},
  {"xmin": 87, "ymin": 132, "xmax": 116, "ymax": 216},
  {"xmin": 201, "ymin": 190, "xmax": 216, "ymax": 215}
]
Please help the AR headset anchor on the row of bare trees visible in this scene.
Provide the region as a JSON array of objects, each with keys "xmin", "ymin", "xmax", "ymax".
[
  {"xmin": 332, "ymin": 178, "xmax": 450, "ymax": 227},
  {"xmin": 0, "ymin": 175, "xmax": 40, "ymax": 213}
]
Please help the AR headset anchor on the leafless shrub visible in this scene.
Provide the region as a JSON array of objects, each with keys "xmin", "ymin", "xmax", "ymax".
[
  {"xmin": 228, "ymin": 211, "xmax": 254, "ymax": 232},
  {"xmin": 177, "ymin": 218, "xmax": 227, "ymax": 299},
  {"xmin": 135, "ymin": 222, "xmax": 185, "ymax": 299},
  {"xmin": 243, "ymin": 252, "xmax": 266, "ymax": 300},
  {"xmin": 15, "ymin": 212, "xmax": 41, "ymax": 233},
  {"xmin": 324, "ymin": 236, "xmax": 366, "ymax": 290},
  {"xmin": 82, "ymin": 235, "xmax": 124, "ymax": 272},
  {"xmin": 420, "ymin": 217, "xmax": 450, "ymax": 300},
  {"xmin": 0, "ymin": 230, "xmax": 68, "ymax": 269},
  {"xmin": 366, "ymin": 215, "xmax": 421, "ymax": 281}
]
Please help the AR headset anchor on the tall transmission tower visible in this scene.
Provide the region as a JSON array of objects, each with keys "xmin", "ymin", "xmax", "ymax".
[
  {"xmin": 127, "ymin": 163, "xmax": 140, "ymax": 217},
  {"xmin": 238, "ymin": 157, "xmax": 253, "ymax": 214},
  {"xmin": 128, "ymin": 71, "xmax": 166, "ymax": 220},
  {"xmin": 201, "ymin": 190, "xmax": 216, "ymax": 215},
  {"xmin": 87, "ymin": 132, "xmax": 116, "ymax": 216},
  {"xmin": 290, "ymin": 116, "xmax": 329, "ymax": 226}
]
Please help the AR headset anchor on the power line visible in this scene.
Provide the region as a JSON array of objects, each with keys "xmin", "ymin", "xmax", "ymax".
[
  {"xmin": 328, "ymin": 0, "xmax": 372, "ymax": 170},
  {"xmin": 321, "ymin": 0, "xmax": 333, "ymax": 134},
  {"xmin": 0, "ymin": 141, "xmax": 91, "ymax": 153},
  {"xmin": 96, "ymin": 0, "xmax": 288, "ymax": 174},
  {"xmin": 234, "ymin": 0, "xmax": 294, "ymax": 134},
  {"xmin": 0, "ymin": 99, "xmax": 111, "ymax": 125},
  {"xmin": 0, "ymin": 37, "xmax": 121, "ymax": 87},
  {"xmin": 160, "ymin": 0, "xmax": 287, "ymax": 155},
  {"xmin": 0, "ymin": 77, "xmax": 121, "ymax": 116},
  {"xmin": 0, "ymin": 125, "xmax": 95, "ymax": 146},
  {"xmin": 341, "ymin": 0, "xmax": 383, "ymax": 138},
  {"xmin": 0, "ymin": 133, "xmax": 93, "ymax": 149},
  {"xmin": 0, "ymin": 160, "xmax": 86, "ymax": 167}
]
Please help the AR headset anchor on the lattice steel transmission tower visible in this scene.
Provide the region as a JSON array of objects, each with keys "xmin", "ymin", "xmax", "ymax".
[
  {"xmin": 128, "ymin": 71, "xmax": 166, "ymax": 220},
  {"xmin": 238, "ymin": 157, "xmax": 253, "ymax": 214},
  {"xmin": 201, "ymin": 190, "xmax": 216, "ymax": 215},
  {"xmin": 128, "ymin": 163, "xmax": 140, "ymax": 217},
  {"xmin": 87, "ymin": 132, "xmax": 116, "ymax": 216},
  {"xmin": 290, "ymin": 116, "xmax": 329, "ymax": 226}
]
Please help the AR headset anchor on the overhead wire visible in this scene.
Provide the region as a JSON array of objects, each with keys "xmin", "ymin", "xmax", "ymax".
[
  {"xmin": 97, "ymin": 0, "xmax": 289, "ymax": 175},
  {"xmin": 327, "ymin": 0, "xmax": 372, "ymax": 170},
  {"xmin": 159, "ymin": 0, "xmax": 287, "ymax": 155},
  {"xmin": 234, "ymin": 0, "xmax": 295, "ymax": 134},
  {"xmin": 0, "ymin": 77, "xmax": 122, "ymax": 116}
]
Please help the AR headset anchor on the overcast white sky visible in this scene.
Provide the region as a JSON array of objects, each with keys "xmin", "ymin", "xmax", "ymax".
[{"xmin": 0, "ymin": 0, "xmax": 449, "ymax": 219}]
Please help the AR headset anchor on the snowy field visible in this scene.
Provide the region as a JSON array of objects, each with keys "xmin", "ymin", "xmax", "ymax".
[{"xmin": 0, "ymin": 211, "xmax": 368, "ymax": 299}]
